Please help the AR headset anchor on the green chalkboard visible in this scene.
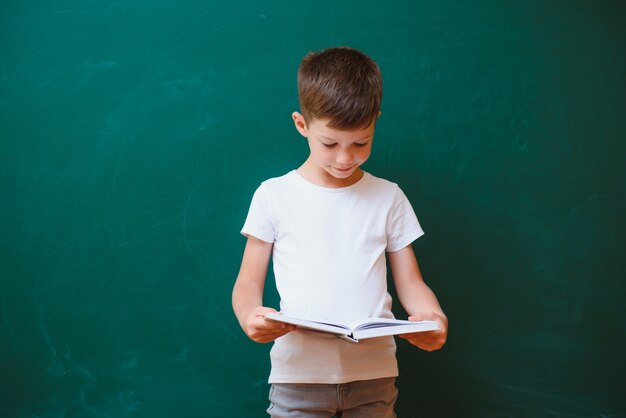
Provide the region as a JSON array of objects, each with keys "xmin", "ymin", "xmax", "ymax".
[{"xmin": 1, "ymin": 1, "xmax": 625, "ymax": 416}]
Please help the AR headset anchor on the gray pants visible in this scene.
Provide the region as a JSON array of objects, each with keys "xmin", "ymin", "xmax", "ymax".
[{"xmin": 267, "ymin": 377, "xmax": 397, "ymax": 418}]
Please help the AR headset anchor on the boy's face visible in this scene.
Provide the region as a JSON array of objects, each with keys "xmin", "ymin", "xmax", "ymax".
[{"xmin": 292, "ymin": 112, "xmax": 376, "ymax": 186}]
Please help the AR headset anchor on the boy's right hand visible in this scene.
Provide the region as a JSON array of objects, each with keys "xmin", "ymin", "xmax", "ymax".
[{"xmin": 244, "ymin": 306, "xmax": 297, "ymax": 343}]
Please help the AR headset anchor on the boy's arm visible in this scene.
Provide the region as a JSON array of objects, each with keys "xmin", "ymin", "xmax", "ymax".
[
  {"xmin": 232, "ymin": 235, "xmax": 295, "ymax": 343},
  {"xmin": 388, "ymin": 244, "xmax": 448, "ymax": 351}
]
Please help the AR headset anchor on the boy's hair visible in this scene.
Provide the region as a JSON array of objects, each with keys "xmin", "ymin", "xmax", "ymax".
[{"xmin": 297, "ymin": 46, "xmax": 382, "ymax": 130}]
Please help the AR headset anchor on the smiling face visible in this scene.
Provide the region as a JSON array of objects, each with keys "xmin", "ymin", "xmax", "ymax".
[{"xmin": 292, "ymin": 112, "xmax": 376, "ymax": 188}]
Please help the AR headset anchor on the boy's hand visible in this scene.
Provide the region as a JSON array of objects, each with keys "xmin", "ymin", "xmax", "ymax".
[
  {"xmin": 244, "ymin": 306, "xmax": 297, "ymax": 344},
  {"xmin": 399, "ymin": 312, "xmax": 448, "ymax": 351}
]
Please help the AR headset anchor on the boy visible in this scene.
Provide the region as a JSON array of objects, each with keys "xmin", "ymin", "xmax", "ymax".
[{"xmin": 232, "ymin": 46, "xmax": 448, "ymax": 417}]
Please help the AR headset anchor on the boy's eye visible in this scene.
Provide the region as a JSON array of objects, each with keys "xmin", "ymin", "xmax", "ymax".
[{"xmin": 320, "ymin": 141, "xmax": 369, "ymax": 148}]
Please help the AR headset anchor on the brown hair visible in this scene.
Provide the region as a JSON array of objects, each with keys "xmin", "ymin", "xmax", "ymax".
[{"xmin": 297, "ymin": 46, "xmax": 382, "ymax": 130}]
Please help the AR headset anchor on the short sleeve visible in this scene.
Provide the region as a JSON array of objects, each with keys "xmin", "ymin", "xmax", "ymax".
[
  {"xmin": 386, "ymin": 186, "xmax": 425, "ymax": 252},
  {"xmin": 241, "ymin": 184, "xmax": 275, "ymax": 243}
]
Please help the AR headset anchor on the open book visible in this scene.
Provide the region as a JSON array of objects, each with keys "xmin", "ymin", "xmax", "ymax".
[{"xmin": 265, "ymin": 312, "xmax": 439, "ymax": 343}]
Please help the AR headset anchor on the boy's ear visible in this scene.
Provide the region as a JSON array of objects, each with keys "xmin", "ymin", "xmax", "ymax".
[{"xmin": 292, "ymin": 112, "xmax": 308, "ymax": 137}]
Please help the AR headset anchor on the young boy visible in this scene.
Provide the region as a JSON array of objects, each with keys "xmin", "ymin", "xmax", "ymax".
[{"xmin": 232, "ymin": 46, "xmax": 448, "ymax": 417}]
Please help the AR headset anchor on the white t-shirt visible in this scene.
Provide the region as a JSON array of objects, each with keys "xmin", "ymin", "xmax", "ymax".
[{"xmin": 241, "ymin": 170, "xmax": 424, "ymax": 384}]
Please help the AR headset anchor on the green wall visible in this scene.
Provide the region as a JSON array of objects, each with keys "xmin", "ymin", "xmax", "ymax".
[{"xmin": 1, "ymin": 1, "xmax": 625, "ymax": 416}]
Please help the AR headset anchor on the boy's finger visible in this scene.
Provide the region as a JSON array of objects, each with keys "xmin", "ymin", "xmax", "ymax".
[
  {"xmin": 255, "ymin": 319, "xmax": 296, "ymax": 333},
  {"xmin": 255, "ymin": 328, "xmax": 294, "ymax": 343},
  {"xmin": 408, "ymin": 312, "xmax": 438, "ymax": 322}
]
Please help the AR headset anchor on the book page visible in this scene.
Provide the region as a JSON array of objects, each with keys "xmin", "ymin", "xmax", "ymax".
[{"xmin": 265, "ymin": 312, "xmax": 350, "ymax": 335}]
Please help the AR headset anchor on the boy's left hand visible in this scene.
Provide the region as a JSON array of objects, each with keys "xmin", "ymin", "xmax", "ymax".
[{"xmin": 399, "ymin": 312, "xmax": 448, "ymax": 351}]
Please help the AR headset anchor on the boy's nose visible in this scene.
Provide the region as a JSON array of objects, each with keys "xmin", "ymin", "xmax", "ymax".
[{"xmin": 336, "ymin": 150, "xmax": 353, "ymax": 164}]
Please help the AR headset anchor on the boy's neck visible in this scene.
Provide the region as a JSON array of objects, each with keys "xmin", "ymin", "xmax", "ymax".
[{"xmin": 296, "ymin": 158, "xmax": 364, "ymax": 189}]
